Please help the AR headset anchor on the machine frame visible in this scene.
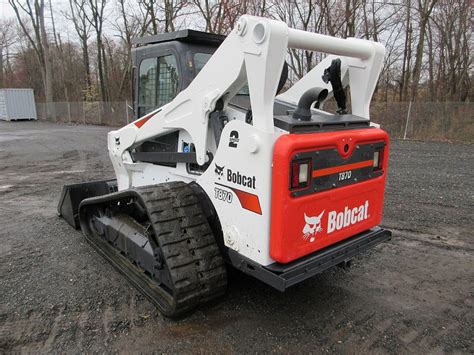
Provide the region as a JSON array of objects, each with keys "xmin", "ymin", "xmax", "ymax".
[
  {"xmin": 108, "ymin": 15, "xmax": 386, "ymax": 266},
  {"xmin": 58, "ymin": 16, "xmax": 392, "ymax": 316}
]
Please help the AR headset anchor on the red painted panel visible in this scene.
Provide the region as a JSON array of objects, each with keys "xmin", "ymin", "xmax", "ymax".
[
  {"xmin": 270, "ymin": 128, "xmax": 390, "ymax": 263},
  {"xmin": 133, "ymin": 112, "xmax": 155, "ymax": 128},
  {"xmin": 216, "ymin": 183, "xmax": 262, "ymax": 215}
]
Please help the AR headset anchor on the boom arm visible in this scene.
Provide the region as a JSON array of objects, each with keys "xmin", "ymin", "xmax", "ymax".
[
  {"xmin": 277, "ymin": 33, "xmax": 385, "ymax": 118},
  {"xmin": 108, "ymin": 15, "xmax": 385, "ymax": 190}
]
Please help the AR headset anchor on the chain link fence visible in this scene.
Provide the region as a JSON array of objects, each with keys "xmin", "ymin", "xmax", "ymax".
[
  {"xmin": 370, "ymin": 102, "xmax": 473, "ymax": 143},
  {"xmin": 36, "ymin": 102, "xmax": 132, "ymax": 127},
  {"xmin": 36, "ymin": 101, "xmax": 473, "ymax": 142}
]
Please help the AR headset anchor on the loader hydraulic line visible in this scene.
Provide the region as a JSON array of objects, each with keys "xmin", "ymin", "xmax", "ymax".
[{"xmin": 322, "ymin": 58, "xmax": 347, "ymax": 114}]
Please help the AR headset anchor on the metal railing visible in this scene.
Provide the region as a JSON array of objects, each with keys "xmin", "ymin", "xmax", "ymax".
[{"xmin": 35, "ymin": 101, "xmax": 473, "ymax": 142}]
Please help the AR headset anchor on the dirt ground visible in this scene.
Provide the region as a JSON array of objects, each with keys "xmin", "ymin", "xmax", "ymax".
[{"xmin": 0, "ymin": 121, "xmax": 472, "ymax": 353}]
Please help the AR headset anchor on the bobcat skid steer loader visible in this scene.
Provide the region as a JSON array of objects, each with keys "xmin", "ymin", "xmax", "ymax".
[{"xmin": 58, "ymin": 15, "xmax": 392, "ymax": 317}]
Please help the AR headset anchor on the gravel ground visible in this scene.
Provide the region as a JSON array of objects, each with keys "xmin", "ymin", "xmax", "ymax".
[{"xmin": 0, "ymin": 121, "xmax": 472, "ymax": 353}]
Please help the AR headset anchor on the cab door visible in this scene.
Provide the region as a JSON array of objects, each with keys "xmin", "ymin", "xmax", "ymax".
[{"xmin": 136, "ymin": 53, "xmax": 181, "ymax": 118}]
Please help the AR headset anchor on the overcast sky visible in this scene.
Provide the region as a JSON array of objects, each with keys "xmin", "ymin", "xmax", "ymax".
[
  {"xmin": 0, "ymin": 1, "xmax": 16, "ymax": 19},
  {"xmin": 0, "ymin": 0, "xmax": 208, "ymax": 45},
  {"xmin": 0, "ymin": 0, "xmax": 74, "ymax": 20},
  {"xmin": 1, "ymin": 0, "xmax": 72, "ymax": 27},
  {"xmin": 0, "ymin": 0, "xmax": 123, "ymax": 44}
]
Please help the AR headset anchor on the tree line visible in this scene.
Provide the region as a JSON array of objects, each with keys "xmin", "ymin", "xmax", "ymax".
[{"xmin": 0, "ymin": 0, "xmax": 471, "ymax": 104}]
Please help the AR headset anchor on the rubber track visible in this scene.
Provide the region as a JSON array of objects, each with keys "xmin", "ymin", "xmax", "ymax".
[
  {"xmin": 139, "ymin": 182, "xmax": 227, "ymax": 312},
  {"xmin": 80, "ymin": 182, "xmax": 227, "ymax": 317}
]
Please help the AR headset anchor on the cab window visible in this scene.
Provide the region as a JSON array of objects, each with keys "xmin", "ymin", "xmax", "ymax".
[
  {"xmin": 193, "ymin": 52, "xmax": 249, "ymax": 96},
  {"xmin": 193, "ymin": 52, "xmax": 212, "ymax": 76},
  {"xmin": 138, "ymin": 54, "xmax": 180, "ymax": 116}
]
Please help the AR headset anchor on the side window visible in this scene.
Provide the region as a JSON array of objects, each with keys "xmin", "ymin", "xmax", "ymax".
[
  {"xmin": 157, "ymin": 55, "xmax": 179, "ymax": 106},
  {"xmin": 193, "ymin": 52, "xmax": 249, "ymax": 95},
  {"xmin": 193, "ymin": 53, "xmax": 212, "ymax": 76},
  {"xmin": 139, "ymin": 58, "xmax": 157, "ymax": 113},
  {"xmin": 138, "ymin": 54, "xmax": 180, "ymax": 116}
]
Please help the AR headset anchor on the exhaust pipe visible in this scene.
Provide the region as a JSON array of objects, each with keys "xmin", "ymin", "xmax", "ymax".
[{"xmin": 292, "ymin": 87, "xmax": 329, "ymax": 121}]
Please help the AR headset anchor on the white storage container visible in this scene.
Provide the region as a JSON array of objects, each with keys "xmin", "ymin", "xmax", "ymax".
[{"xmin": 0, "ymin": 88, "xmax": 37, "ymax": 121}]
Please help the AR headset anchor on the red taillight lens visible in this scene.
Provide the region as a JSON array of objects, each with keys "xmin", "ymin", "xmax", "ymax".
[
  {"xmin": 373, "ymin": 147, "xmax": 384, "ymax": 171},
  {"xmin": 291, "ymin": 162, "xmax": 300, "ymax": 188},
  {"xmin": 291, "ymin": 159, "xmax": 311, "ymax": 189}
]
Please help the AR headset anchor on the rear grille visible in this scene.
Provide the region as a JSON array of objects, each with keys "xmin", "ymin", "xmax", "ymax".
[{"xmin": 291, "ymin": 141, "xmax": 385, "ymax": 197}]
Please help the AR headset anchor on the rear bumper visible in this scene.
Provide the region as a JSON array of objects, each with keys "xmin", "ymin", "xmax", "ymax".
[{"xmin": 228, "ymin": 226, "xmax": 391, "ymax": 291}]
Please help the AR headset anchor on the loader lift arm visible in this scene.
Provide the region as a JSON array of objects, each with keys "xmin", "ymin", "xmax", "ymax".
[{"xmin": 109, "ymin": 15, "xmax": 385, "ymax": 191}]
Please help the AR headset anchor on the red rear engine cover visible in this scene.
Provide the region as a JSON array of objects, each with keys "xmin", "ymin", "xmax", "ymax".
[{"xmin": 270, "ymin": 128, "xmax": 389, "ymax": 263}]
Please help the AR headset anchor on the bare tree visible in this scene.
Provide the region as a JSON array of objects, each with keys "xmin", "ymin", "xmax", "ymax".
[
  {"xmin": 399, "ymin": 0, "xmax": 413, "ymax": 101},
  {"xmin": 47, "ymin": 0, "xmax": 72, "ymax": 102},
  {"xmin": 161, "ymin": 0, "xmax": 188, "ymax": 32},
  {"xmin": 410, "ymin": 0, "xmax": 438, "ymax": 100},
  {"xmin": 115, "ymin": 0, "xmax": 142, "ymax": 98},
  {"xmin": 431, "ymin": 0, "xmax": 471, "ymax": 101},
  {"xmin": 138, "ymin": 0, "xmax": 160, "ymax": 34},
  {"xmin": 139, "ymin": 0, "xmax": 189, "ymax": 33},
  {"xmin": 192, "ymin": 0, "xmax": 239, "ymax": 34},
  {"xmin": 85, "ymin": 0, "xmax": 109, "ymax": 102},
  {"xmin": 344, "ymin": 0, "xmax": 360, "ymax": 38},
  {"xmin": 272, "ymin": 0, "xmax": 324, "ymax": 80},
  {"xmin": 192, "ymin": 0, "xmax": 217, "ymax": 33},
  {"xmin": 4, "ymin": 0, "xmax": 472, "ymax": 104},
  {"xmin": 9, "ymin": 0, "xmax": 53, "ymax": 103},
  {"xmin": 0, "ymin": 19, "xmax": 16, "ymax": 87},
  {"xmin": 68, "ymin": 0, "xmax": 92, "ymax": 93}
]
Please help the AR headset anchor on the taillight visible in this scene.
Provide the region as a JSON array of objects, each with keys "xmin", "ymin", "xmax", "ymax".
[
  {"xmin": 373, "ymin": 147, "xmax": 384, "ymax": 171},
  {"xmin": 291, "ymin": 159, "xmax": 311, "ymax": 189}
]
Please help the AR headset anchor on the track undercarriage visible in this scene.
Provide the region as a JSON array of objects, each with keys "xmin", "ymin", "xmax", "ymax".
[{"xmin": 78, "ymin": 182, "xmax": 227, "ymax": 317}]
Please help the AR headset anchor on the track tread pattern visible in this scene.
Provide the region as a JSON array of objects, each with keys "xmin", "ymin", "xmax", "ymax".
[
  {"xmin": 134, "ymin": 182, "xmax": 227, "ymax": 315},
  {"xmin": 80, "ymin": 181, "xmax": 227, "ymax": 317}
]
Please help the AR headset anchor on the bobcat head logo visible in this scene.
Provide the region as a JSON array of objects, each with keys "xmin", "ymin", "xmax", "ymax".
[
  {"xmin": 302, "ymin": 210, "xmax": 325, "ymax": 242},
  {"xmin": 214, "ymin": 164, "xmax": 225, "ymax": 179}
]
